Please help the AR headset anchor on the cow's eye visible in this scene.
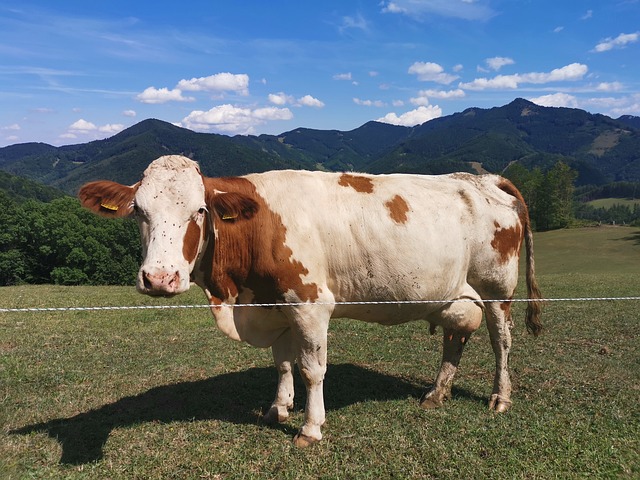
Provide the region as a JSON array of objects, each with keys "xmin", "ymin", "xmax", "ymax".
[{"xmin": 197, "ymin": 207, "xmax": 208, "ymax": 216}]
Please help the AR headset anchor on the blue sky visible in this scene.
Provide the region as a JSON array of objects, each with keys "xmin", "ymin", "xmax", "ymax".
[{"xmin": 1, "ymin": 1, "xmax": 639, "ymax": 147}]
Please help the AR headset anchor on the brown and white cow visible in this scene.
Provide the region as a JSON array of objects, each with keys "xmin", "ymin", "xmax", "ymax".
[{"xmin": 79, "ymin": 154, "xmax": 542, "ymax": 447}]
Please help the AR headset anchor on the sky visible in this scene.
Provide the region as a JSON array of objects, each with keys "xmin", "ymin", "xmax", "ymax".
[{"xmin": 1, "ymin": 1, "xmax": 639, "ymax": 147}]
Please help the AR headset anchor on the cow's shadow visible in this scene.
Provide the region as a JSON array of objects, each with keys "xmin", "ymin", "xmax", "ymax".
[{"xmin": 11, "ymin": 364, "xmax": 482, "ymax": 464}]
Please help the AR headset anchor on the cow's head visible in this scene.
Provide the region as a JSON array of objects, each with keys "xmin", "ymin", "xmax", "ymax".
[{"xmin": 79, "ymin": 155, "xmax": 210, "ymax": 296}]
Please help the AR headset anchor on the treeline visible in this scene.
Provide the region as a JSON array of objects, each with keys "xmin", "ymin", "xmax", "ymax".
[
  {"xmin": 504, "ymin": 163, "xmax": 640, "ymax": 228},
  {"xmin": 0, "ymin": 191, "xmax": 140, "ymax": 286},
  {"xmin": 503, "ymin": 162, "xmax": 577, "ymax": 231}
]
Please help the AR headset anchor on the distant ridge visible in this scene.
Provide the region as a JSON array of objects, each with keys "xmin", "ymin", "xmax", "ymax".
[{"xmin": 1, "ymin": 98, "xmax": 639, "ymax": 194}]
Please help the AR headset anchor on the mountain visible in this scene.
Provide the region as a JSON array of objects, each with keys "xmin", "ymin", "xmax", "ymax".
[
  {"xmin": 368, "ymin": 99, "xmax": 640, "ymax": 185},
  {"xmin": 1, "ymin": 99, "xmax": 639, "ymax": 194},
  {"xmin": 617, "ymin": 115, "xmax": 640, "ymax": 130}
]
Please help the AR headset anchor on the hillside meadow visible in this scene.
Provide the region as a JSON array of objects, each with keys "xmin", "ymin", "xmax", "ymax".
[{"xmin": 1, "ymin": 226, "xmax": 639, "ymax": 479}]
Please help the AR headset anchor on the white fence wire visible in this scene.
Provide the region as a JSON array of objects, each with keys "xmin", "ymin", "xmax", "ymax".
[{"xmin": 1, "ymin": 296, "xmax": 640, "ymax": 313}]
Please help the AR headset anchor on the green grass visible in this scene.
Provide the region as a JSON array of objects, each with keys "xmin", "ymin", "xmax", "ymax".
[
  {"xmin": 1, "ymin": 227, "xmax": 639, "ymax": 479},
  {"xmin": 586, "ymin": 198, "xmax": 640, "ymax": 209}
]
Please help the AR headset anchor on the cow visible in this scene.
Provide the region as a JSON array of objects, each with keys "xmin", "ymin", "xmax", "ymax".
[{"xmin": 78, "ymin": 154, "xmax": 542, "ymax": 447}]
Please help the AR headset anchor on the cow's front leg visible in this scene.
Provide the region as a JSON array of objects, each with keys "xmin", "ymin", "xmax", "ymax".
[
  {"xmin": 263, "ymin": 329, "xmax": 296, "ymax": 424},
  {"xmin": 485, "ymin": 301, "xmax": 513, "ymax": 413},
  {"xmin": 290, "ymin": 312, "xmax": 329, "ymax": 448}
]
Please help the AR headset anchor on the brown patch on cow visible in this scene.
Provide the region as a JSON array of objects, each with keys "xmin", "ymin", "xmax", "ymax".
[
  {"xmin": 182, "ymin": 220, "xmax": 201, "ymax": 263},
  {"xmin": 491, "ymin": 221, "xmax": 523, "ymax": 264},
  {"xmin": 338, "ymin": 173, "xmax": 374, "ymax": 193},
  {"xmin": 201, "ymin": 176, "xmax": 319, "ymax": 305},
  {"xmin": 385, "ymin": 195, "xmax": 409, "ymax": 224}
]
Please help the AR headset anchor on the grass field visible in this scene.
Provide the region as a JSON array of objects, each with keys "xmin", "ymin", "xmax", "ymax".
[
  {"xmin": 1, "ymin": 226, "xmax": 639, "ymax": 479},
  {"xmin": 586, "ymin": 198, "xmax": 640, "ymax": 209}
]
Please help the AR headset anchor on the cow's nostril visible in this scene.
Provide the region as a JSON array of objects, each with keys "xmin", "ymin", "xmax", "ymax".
[
  {"xmin": 168, "ymin": 271, "xmax": 180, "ymax": 288},
  {"xmin": 142, "ymin": 271, "xmax": 153, "ymax": 290}
]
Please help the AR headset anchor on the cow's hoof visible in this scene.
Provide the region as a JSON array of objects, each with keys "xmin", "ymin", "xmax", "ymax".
[
  {"xmin": 263, "ymin": 406, "xmax": 289, "ymax": 425},
  {"xmin": 293, "ymin": 432, "xmax": 320, "ymax": 448},
  {"xmin": 488, "ymin": 394, "xmax": 512, "ymax": 413},
  {"xmin": 419, "ymin": 390, "xmax": 447, "ymax": 409}
]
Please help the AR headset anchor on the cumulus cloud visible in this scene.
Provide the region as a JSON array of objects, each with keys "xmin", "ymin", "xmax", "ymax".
[
  {"xmin": 67, "ymin": 119, "xmax": 124, "ymax": 136},
  {"xmin": 377, "ymin": 105, "xmax": 442, "ymax": 127},
  {"xmin": 460, "ymin": 63, "xmax": 588, "ymax": 90},
  {"xmin": 136, "ymin": 87, "xmax": 194, "ymax": 104},
  {"xmin": 593, "ymin": 32, "xmax": 639, "ymax": 53},
  {"xmin": 408, "ymin": 62, "xmax": 458, "ymax": 84},
  {"xmin": 176, "ymin": 73, "xmax": 249, "ymax": 95},
  {"xmin": 123, "ymin": 110, "xmax": 137, "ymax": 117},
  {"xmin": 269, "ymin": 92, "xmax": 294, "ymax": 105},
  {"xmin": 297, "ymin": 95, "xmax": 325, "ymax": 107},
  {"xmin": 98, "ymin": 124, "xmax": 125, "ymax": 134},
  {"xmin": 485, "ymin": 56, "xmax": 515, "ymax": 71},
  {"xmin": 529, "ymin": 93, "xmax": 579, "ymax": 108},
  {"xmin": 1, "ymin": 123, "xmax": 20, "ymax": 131},
  {"xmin": 269, "ymin": 92, "xmax": 325, "ymax": 108},
  {"xmin": 69, "ymin": 119, "xmax": 97, "ymax": 132},
  {"xmin": 180, "ymin": 104, "xmax": 293, "ymax": 135}
]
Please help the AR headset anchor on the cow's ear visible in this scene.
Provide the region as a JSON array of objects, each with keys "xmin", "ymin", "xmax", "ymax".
[
  {"xmin": 209, "ymin": 191, "xmax": 259, "ymax": 222},
  {"xmin": 78, "ymin": 181, "xmax": 138, "ymax": 218}
]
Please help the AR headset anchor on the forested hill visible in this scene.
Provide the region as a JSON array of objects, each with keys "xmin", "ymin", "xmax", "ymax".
[{"xmin": 1, "ymin": 98, "xmax": 639, "ymax": 195}]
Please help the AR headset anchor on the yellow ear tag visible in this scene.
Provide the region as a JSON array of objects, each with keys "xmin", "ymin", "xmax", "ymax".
[
  {"xmin": 100, "ymin": 203, "xmax": 119, "ymax": 211},
  {"xmin": 222, "ymin": 213, "xmax": 238, "ymax": 220}
]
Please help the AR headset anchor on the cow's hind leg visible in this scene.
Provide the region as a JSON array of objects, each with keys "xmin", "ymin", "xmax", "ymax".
[
  {"xmin": 485, "ymin": 301, "xmax": 514, "ymax": 412},
  {"xmin": 420, "ymin": 299, "xmax": 482, "ymax": 409},
  {"xmin": 263, "ymin": 329, "xmax": 296, "ymax": 425}
]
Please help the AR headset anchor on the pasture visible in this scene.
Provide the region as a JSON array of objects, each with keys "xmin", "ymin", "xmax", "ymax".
[{"xmin": 1, "ymin": 226, "xmax": 639, "ymax": 479}]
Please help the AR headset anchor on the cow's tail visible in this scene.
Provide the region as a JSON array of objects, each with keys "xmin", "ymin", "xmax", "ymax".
[{"xmin": 499, "ymin": 179, "xmax": 543, "ymax": 336}]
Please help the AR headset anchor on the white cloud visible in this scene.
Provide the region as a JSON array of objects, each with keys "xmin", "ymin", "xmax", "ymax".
[
  {"xmin": 297, "ymin": 95, "xmax": 325, "ymax": 108},
  {"xmin": 593, "ymin": 32, "xmax": 639, "ymax": 53},
  {"xmin": 123, "ymin": 110, "xmax": 137, "ymax": 117},
  {"xmin": 180, "ymin": 104, "xmax": 293, "ymax": 135},
  {"xmin": 176, "ymin": 73, "xmax": 249, "ymax": 95},
  {"xmin": 581, "ymin": 10, "xmax": 593, "ymax": 20},
  {"xmin": 269, "ymin": 92, "xmax": 295, "ymax": 105},
  {"xmin": 485, "ymin": 56, "xmax": 515, "ymax": 71},
  {"xmin": 408, "ymin": 62, "xmax": 458, "ymax": 84},
  {"xmin": 381, "ymin": 0, "xmax": 494, "ymax": 21},
  {"xmin": 136, "ymin": 87, "xmax": 194, "ymax": 104},
  {"xmin": 377, "ymin": 105, "xmax": 442, "ymax": 127},
  {"xmin": 554, "ymin": 26, "xmax": 564, "ymax": 33},
  {"xmin": 1, "ymin": 123, "xmax": 20, "ymax": 131},
  {"xmin": 67, "ymin": 119, "xmax": 124, "ymax": 136},
  {"xmin": 98, "ymin": 124, "xmax": 125, "ymax": 134},
  {"xmin": 419, "ymin": 88, "xmax": 466, "ymax": 100},
  {"xmin": 333, "ymin": 72, "xmax": 353, "ymax": 81},
  {"xmin": 4, "ymin": 135, "xmax": 19, "ymax": 142},
  {"xmin": 353, "ymin": 98, "xmax": 386, "ymax": 107},
  {"xmin": 452, "ymin": 64, "xmax": 464, "ymax": 72},
  {"xmin": 269, "ymin": 92, "xmax": 325, "ymax": 108},
  {"xmin": 69, "ymin": 119, "xmax": 97, "ymax": 132},
  {"xmin": 596, "ymin": 82, "xmax": 624, "ymax": 92},
  {"xmin": 529, "ymin": 93, "xmax": 579, "ymax": 108},
  {"xmin": 460, "ymin": 63, "xmax": 588, "ymax": 90}
]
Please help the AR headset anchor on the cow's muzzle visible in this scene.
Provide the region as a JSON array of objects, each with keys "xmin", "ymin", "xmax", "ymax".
[{"xmin": 138, "ymin": 268, "xmax": 184, "ymax": 296}]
